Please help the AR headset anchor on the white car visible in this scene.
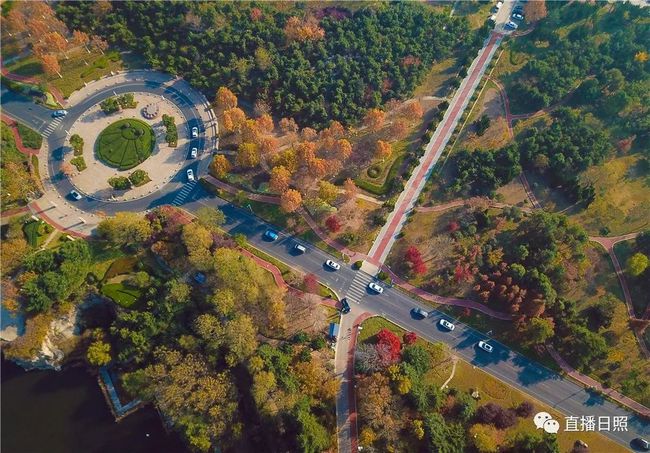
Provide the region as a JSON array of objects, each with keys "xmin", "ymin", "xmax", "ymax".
[
  {"xmin": 495, "ymin": 1, "xmax": 503, "ymax": 9},
  {"xmin": 52, "ymin": 109, "xmax": 68, "ymax": 118},
  {"xmin": 505, "ymin": 21, "xmax": 519, "ymax": 30},
  {"xmin": 186, "ymin": 169, "xmax": 195, "ymax": 182},
  {"xmin": 325, "ymin": 260, "xmax": 341, "ymax": 271},
  {"xmin": 512, "ymin": 13, "xmax": 524, "ymax": 21},
  {"xmin": 478, "ymin": 340, "xmax": 494, "ymax": 353},
  {"xmin": 368, "ymin": 282, "xmax": 384, "ymax": 294},
  {"xmin": 439, "ymin": 319, "xmax": 455, "ymax": 331},
  {"xmin": 190, "ymin": 147, "xmax": 198, "ymax": 158},
  {"xmin": 69, "ymin": 190, "xmax": 82, "ymax": 200},
  {"xmin": 191, "ymin": 126, "xmax": 199, "ymax": 138}
]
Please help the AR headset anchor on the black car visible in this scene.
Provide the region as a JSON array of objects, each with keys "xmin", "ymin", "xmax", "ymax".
[
  {"xmin": 340, "ymin": 298, "xmax": 351, "ymax": 314},
  {"xmin": 513, "ymin": 5, "xmax": 524, "ymax": 13},
  {"xmin": 633, "ymin": 438, "xmax": 650, "ymax": 451}
]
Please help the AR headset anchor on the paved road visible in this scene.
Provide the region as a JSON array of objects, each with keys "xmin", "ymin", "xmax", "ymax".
[
  {"xmin": 183, "ymin": 192, "xmax": 649, "ymax": 451},
  {"xmin": 1, "ymin": 76, "xmax": 208, "ymax": 216}
]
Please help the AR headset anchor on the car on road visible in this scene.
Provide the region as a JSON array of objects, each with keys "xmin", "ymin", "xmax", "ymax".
[
  {"xmin": 368, "ymin": 282, "xmax": 384, "ymax": 294},
  {"xmin": 52, "ymin": 110, "xmax": 68, "ymax": 118},
  {"xmin": 477, "ymin": 340, "xmax": 494, "ymax": 353},
  {"xmin": 340, "ymin": 298, "xmax": 351, "ymax": 314},
  {"xmin": 439, "ymin": 319, "xmax": 456, "ymax": 331},
  {"xmin": 633, "ymin": 438, "xmax": 650, "ymax": 451},
  {"xmin": 325, "ymin": 259, "xmax": 341, "ymax": 270},
  {"xmin": 69, "ymin": 190, "xmax": 82, "ymax": 200},
  {"xmin": 191, "ymin": 126, "xmax": 199, "ymax": 138},
  {"xmin": 505, "ymin": 21, "xmax": 519, "ymax": 30},
  {"xmin": 512, "ymin": 12, "xmax": 524, "ymax": 20},
  {"xmin": 186, "ymin": 169, "xmax": 195, "ymax": 182},
  {"xmin": 264, "ymin": 229, "xmax": 279, "ymax": 241},
  {"xmin": 294, "ymin": 243, "xmax": 306, "ymax": 254},
  {"xmin": 190, "ymin": 147, "xmax": 198, "ymax": 158},
  {"xmin": 412, "ymin": 307, "xmax": 429, "ymax": 319}
]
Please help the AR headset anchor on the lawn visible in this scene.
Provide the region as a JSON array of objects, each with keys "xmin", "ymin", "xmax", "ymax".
[
  {"xmin": 22, "ymin": 219, "xmax": 52, "ymax": 248},
  {"xmin": 100, "ymin": 282, "xmax": 142, "ymax": 308},
  {"xmin": 412, "ymin": 57, "xmax": 459, "ymax": 99},
  {"xmin": 5, "ymin": 49, "xmax": 126, "ymax": 98},
  {"xmin": 358, "ymin": 317, "xmax": 629, "ymax": 453},
  {"xmin": 87, "ymin": 241, "xmax": 128, "ymax": 281},
  {"xmin": 15, "ymin": 122, "xmax": 42, "ymax": 150},
  {"xmin": 96, "ymin": 119, "xmax": 155, "ymax": 170},
  {"xmin": 356, "ymin": 140, "xmax": 407, "ymax": 196}
]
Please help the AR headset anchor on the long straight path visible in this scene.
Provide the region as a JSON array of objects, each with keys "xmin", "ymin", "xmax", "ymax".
[{"xmin": 368, "ymin": 31, "xmax": 503, "ymax": 264}]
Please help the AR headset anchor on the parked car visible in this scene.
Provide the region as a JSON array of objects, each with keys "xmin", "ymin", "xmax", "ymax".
[
  {"xmin": 368, "ymin": 282, "xmax": 384, "ymax": 294},
  {"xmin": 52, "ymin": 109, "xmax": 68, "ymax": 118},
  {"xmin": 340, "ymin": 298, "xmax": 351, "ymax": 314},
  {"xmin": 412, "ymin": 307, "xmax": 429, "ymax": 319},
  {"xmin": 505, "ymin": 20, "xmax": 519, "ymax": 29},
  {"xmin": 186, "ymin": 169, "xmax": 195, "ymax": 182},
  {"xmin": 191, "ymin": 126, "xmax": 199, "ymax": 138},
  {"xmin": 69, "ymin": 190, "xmax": 82, "ymax": 200},
  {"xmin": 325, "ymin": 259, "xmax": 341, "ymax": 270},
  {"xmin": 263, "ymin": 229, "xmax": 279, "ymax": 241},
  {"xmin": 190, "ymin": 147, "xmax": 198, "ymax": 158},
  {"xmin": 489, "ymin": 14, "xmax": 497, "ymax": 23},
  {"xmin": 512, "ymin": 13, "xmax": 524, "ymax": 20},
  {"xmin": 478, "ymin": 340, "xmax": 494, "ymax": 353},
  {"xmin": 633, "ymin": 438, "xmax": 650, "ymax": 451},
  {"xmin": 439, "ymin": 319, "xmax": 456, "ymax": 331},
  {"xmin": 294, "ymin": 243, "xmax": 306, "ymax": 254},
  {"xmin": 495, "ymin": 1, "xmax": 503, "ymax": 9},
  {"xmin": 513, "ymin": 4, "xmax": 524, "ymax": 13}
]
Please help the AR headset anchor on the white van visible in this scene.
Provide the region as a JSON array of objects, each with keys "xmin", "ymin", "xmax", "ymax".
[{"xmin": 294, "ymin": 244, "xmax": 306, "ymax": 254}]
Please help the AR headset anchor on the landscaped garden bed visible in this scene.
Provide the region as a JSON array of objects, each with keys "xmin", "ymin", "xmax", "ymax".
[{"xmin": 96, "ymin": 119, "xmax": 155, "ymax": 170}]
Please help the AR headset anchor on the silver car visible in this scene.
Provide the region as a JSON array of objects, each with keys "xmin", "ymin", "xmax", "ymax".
[
  {"xmin": 478, "ymin": 340, "xmax": 494, "ymax": 353},
  {"xmin": 368, "ymin": 282, "xmax": 384, "ymax": 294},
  {"xmin": 439, "ymin": 319, "xmax": 455, "ymax": 331}
]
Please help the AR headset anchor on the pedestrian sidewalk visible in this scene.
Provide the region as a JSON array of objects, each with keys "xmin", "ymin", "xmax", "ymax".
[
  {"xmin": 0, "ymin": 66, "xmax": 66, "ymax": 106},
  {"xmin": 1, "ymin": 114, "xmax": 41, "ymax": 155},
  {"xmin": 546, "ymin": 345, "xmax": 650, "ymax": 418}
]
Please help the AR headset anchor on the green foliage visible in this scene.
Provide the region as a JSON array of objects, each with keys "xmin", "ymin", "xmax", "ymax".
[
  {"xmin": 100, "ymin": 96, "xmax": 120, "ymax": 114},
  {"xmin": 70, "ymin": 156, "xmax": 87, "ymax": 171},
  {"xmin": 15, "ymin": 122, "xmax": 43, "ymax": 149},
  {"xmin": 520, "ymin": 317, "xmax": 554, "ymax": 347},
  {"xmin": 87, "ymin": 340, "xmax": 112, "ymax": 366},
  {"xmin": 423, "ymin": 413, "xmax": 465, "ymax": 453},
  {"xmin": 101, "ymin": 282, "xmax": 142, "ymax": 308},
  {"xmin": 451, "ymin": 145, "xmax": 521, "ymax": 196},
  {"xmin": 70, "ymin": 134, "xmax": 84, "ymax": 155},
  {"xmin": 627, "ymin": 252, "xmax": 649, "ymax": 277},
  {"xmin": 129, "ymin": 169, "xmax": 150, "ymax": 187},
  {"xmin": 97, "ymin": 119, "xmax": 154, "ymax": 170},
  {"xmin": 474, "ymin": 114, "xmax": 490, "ymax": 136},
  {"xmin": 162, "ymin": 114, "xmax": 178, "ymax": 146},
  {"xmin": 1, "ymin": 122, "xmax": 39, "ymax": 210},
  {"xmin": 56, "ymin": 2, "xmax": 470, "ymax": 128},
  {"xmin": 108, "ymin": 175, "xmax": 131, "ymax": 190}
]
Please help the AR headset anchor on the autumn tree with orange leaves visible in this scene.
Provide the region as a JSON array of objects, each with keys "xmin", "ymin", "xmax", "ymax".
[
  {"xmin": 280, "ymin": 189, "xmax": 302, "ymax": 213},
  {"xmin": 524, "ymin": 0, "xmax": 547, "ymax": 21},
  {"xmin": 40, "ymin": 54, "xmax": 61, "ymax": 78},
  {"xmin": 374, "ymin": 140, "xmax": 392, "ymax": 161},
  {"xmin": 215, "ymin": 87, "xmax": 238, "ymax": 111},
  {"xmin": 284, "ymin": 16, "xmax": 325, "ymax": 43},
  {"xmin": 222, "ymin": 107, "xmax": 246, "ymax": 134},
  {"xmin": 269, "ymin": 166, "xmax": 291, "ymax": 193},
  {"xmin": 363, "ymin": 108, "xmax": 386, "ymax": 132},
  {"xmin": 209, "ymin": 155, "xmax": 231, "ymax": 179}
]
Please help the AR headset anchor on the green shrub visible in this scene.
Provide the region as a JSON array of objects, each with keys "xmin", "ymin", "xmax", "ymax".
[
  {"xmin": 70, "ymin": 134, "xmax": 84, "ymax": 155},
  {"xmin": 108, "ymin": 176, "xmax": 131, "ymax": 190},
  {"xmin": 70, "ymin": 156, "xmax": 87, "ymax": 171},
  {"xmin": 129, "ymin": 169, "xmax": 150, "ymax": 187},
  {"xmin": 117, "ymin": 93, "xmax": 137, "ymax": 109},
  {"xmin": 162, "ymin": 114, "xmax": 178, "ymax": 146},
  {"xmin": 100, "ymin": 97, "xmax": 120, "ymax": 114},
  {"xmin": 367, "ymin": 165, "xmax": 381, "ymax": 178},
  {"xmin": 353, "ymin": 260, "xmax": 363, "ymax": 270}
]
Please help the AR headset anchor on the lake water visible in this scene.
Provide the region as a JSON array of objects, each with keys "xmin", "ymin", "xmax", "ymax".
[{"xmin": 1, "ymin": 358, "xmax": 188, "ymax": 453}]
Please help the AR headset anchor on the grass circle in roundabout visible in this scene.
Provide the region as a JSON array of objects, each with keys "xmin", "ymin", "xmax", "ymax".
[{"xmin": 96, "ymin": 118, "xmax": 155, "ymax": 170}]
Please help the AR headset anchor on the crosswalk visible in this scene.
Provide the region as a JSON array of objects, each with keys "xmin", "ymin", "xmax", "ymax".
[
  {"xmin": 171, "ymin": 181, "xmax": 196, "ymax": 206},
  {"xmin": 345, "ymin": 272, "xmax": 375, "ymax": 304},
  {"xmin": 42, "ymin": 117, "xmax": 63, "ymax": 137}
]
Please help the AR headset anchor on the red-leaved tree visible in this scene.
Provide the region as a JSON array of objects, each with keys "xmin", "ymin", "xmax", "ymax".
[
  {"xmin": 303, "ymin": 273, "xmax": 319, "ymax": 294},
  {"xmin": 403, "ymin": 332, "xmax": 417, "ymax": 345},
  {"xmin": 376, "ymin": 328, "xmax": 401, "ymax": 364},
  {"xmin": 325, "ymin": 215, "xmax": 342, "ymax": 233},
  {"xmin": 405, "ymin": 245, "xmax": 427, "ymax": 275}
]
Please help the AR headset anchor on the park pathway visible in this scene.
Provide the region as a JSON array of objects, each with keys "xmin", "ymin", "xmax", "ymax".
[{"xmin": 368, "ymin": 32, "xmax": 504, "ymax": 265}]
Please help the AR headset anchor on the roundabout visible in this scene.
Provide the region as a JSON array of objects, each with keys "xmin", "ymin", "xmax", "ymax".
[
  {"xmin": 96, "ymin": 118, "xmax": 155, "ymax": 170},
  {"xmin": 10, "ymin": 69, "xmax": 219, "ymax": 216}
]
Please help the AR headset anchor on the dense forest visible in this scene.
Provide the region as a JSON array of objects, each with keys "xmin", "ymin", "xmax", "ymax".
[
  {"xmin": 509, "ymin": 1, "xmax": 649, "ymax": 120},
  {"xmin": 56, "ymin": 1, "xmax": 473, "ymax": 128}
]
